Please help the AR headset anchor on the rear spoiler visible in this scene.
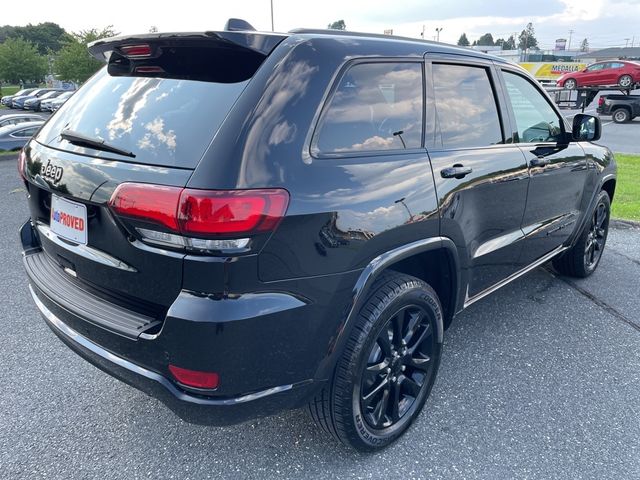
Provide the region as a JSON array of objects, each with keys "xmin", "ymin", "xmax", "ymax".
[
  {"xmin": 88, "ymin": 31, "xmax": 286, "ymax": 60},
  {"xmin": 88, "ymin": 31, "xmax": 287, "ymax": 83}
]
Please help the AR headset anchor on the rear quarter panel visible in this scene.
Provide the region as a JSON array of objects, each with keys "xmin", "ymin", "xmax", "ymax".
[{"xmin": 189, "ymin": 36, "xmax": 440, "ymax": 280}]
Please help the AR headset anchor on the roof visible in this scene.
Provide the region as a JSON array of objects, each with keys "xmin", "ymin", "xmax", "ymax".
[
  {"xmin": 89, "ymin": 22, "xmax": 509, "ymax": 66},
  {"xmin": 289, "ymin": 28, "xmax": 510, "ymax": 63},
  {"xmin": 576, "ymin": 47, "xmax": 640, "ymax": 59}
]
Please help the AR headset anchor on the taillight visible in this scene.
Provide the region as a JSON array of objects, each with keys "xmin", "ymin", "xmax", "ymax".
[
  {"xmin": 598, "ymin": 97, "xmax": 605, "ymax": 107},
  {"xmin": 119, "ymin": 44, "xmax": 152, "ymax": 58},
  {"xmin": 179, "ymin": 189, "xmax": 289, "ymax": 236},
  {"xmin": 109, "ymin": 183, "xmax": 181, "ymax": 230},
  {"xmin": 108, "ymin": 183, "xmax": 289, "ymax": 252},
  {"xmin": 168, "ymin": 365, "xmax": 219, "ymax": 390}
]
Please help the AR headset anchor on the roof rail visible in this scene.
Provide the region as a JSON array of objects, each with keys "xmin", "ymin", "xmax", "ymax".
[{"xmin": 225, "ymin": 18, "xmax": 256, "ymax": 32}]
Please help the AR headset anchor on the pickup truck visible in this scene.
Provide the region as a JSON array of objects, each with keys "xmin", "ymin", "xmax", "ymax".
[{"xmin": 597, "ymin": 94, "xmax": 640, "ymax": 123}]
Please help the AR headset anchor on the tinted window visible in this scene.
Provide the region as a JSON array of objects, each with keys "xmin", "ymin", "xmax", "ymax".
[
  {"xmin": 37, "ymin": 68, "xmax": 248, "ymax": 168},
  {"xmin": 503, "ymin": 71, "xmax": 563, "ymax": 143},
  {"xmin": 433, "ymin": 64, "xmax": 503, "ymax": 149},
  {"xmin": 13, "ymin": 127, "xmax": 38, "ymax": 138},
  {"xmin": 315, "ymin": 62, "xmax": 423, "ymax": 154}
]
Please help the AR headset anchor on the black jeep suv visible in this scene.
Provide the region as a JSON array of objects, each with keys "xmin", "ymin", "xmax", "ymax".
[{"xmin": 19, "ymin": 22, "xmax": 616, "ymax": 451}]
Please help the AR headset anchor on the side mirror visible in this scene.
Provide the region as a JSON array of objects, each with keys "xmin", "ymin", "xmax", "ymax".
[{"xmin": 572, "ymin": 114, "xmax": 601, "ymax": 142}]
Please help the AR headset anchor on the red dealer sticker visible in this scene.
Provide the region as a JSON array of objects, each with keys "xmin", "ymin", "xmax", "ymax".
[{"xmin": 50, "ymin": 195, "xmax": 88, "ymax": 245}]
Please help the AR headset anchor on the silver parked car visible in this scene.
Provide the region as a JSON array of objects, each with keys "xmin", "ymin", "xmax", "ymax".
[
  {"xmin": 42, "ymin": 91, "xmax": 74, "ymax": 112},
  {"xmin": 0, "ymin": 114, "xmax": 43, "ymax": 129},
  {"xmin": 0, "ymin": 121, "xmax": 44, "ymax": 151}
]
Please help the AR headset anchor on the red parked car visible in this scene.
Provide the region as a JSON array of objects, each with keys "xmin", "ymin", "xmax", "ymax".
[{"xmin": 557, "ymin": 61, "xmax": 640, "ymax": 89}]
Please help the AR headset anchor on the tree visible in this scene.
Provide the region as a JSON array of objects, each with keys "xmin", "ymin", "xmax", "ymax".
[
  {"xmin": 54, "ymin": 27, "xmax": 118, "ymax": 84},
  {"xmin": 149, "ymin": 26, "xmax": 158, "ymax": 33},
  {"xmin": 580, "ymin": 38, "xmax": 589, "ymax": 52},
  {"xmin": 518, "ymin": 22, "xmax": 538, "ymax": 50},
  {"xmin": 0, "ymin": 23, "xmax": 68, "ymax": 54},
  {"xmin": 477, "ymin": 33, "xmax": 495, "ymax": 46},
  {"xmin": 0, "ymin": 37, "xmax": 47, "ymax": 83},
  {"xmin": 0, "ymin": 25, "xmax": 18, "ymax": 44},
  {"xmin": 457, "ymin": 33, "xmax": 470, "ymax": 46},
  {"xmin": 502, "ymin": 35, "xmax": 516, "ymax": 50},
  {"xmin": 327, "ymin": 20, "xmax": 346, "ymax": 30},
  {"xmin": 14, "ymin": 23, "xmax": 68, "ymax": 54}
]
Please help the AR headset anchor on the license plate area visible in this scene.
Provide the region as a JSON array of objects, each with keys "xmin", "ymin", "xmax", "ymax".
[{"xmin": 50, "ymin": 195, "xmax": 88, "ymax": 245}]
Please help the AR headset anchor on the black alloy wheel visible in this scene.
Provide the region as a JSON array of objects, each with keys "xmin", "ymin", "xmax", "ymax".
[
  {"xmin": 308, "ymin": 271, "xmax": 443, "ymax": 451},
  {"xmin": 553, "ymin": 190, "xmax": 610, "ymax": 278},
  {"xmin": 584, "ymin": 197, "xmax": 609, "ymax": 271},
  {"xmin": 359, "ymin": 304, "xmax": 436, "ymax": 429}
]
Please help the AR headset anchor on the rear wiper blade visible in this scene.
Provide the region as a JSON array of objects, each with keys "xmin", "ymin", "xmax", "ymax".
[{"xmin": 60, "ymin": 129, "xmax": 136, "ymax": 158}]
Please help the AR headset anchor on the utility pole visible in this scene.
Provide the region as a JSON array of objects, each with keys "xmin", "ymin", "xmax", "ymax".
[
  {"xmin": 420, "ymin": 25, "xmax": 425, "ymax": 39},
  {"xmin": 435, "ymin": 27, "xmax": 442, "ymax": 42},
  {"xmin": 624, "ymin": 38, "xmax": 630, "ymax": 47},
  {"xmin": 567, "ymin": 29, "xmax": 574, "ymax": 50},
  {"xmin": 270, "ymin": 0, "xmax": 274, "ymax": 32}
]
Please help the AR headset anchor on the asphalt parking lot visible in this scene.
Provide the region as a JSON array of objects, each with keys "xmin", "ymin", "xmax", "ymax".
[
  {"xmin": 0, "ymin": 155, "xmax": 639, "ymax": 479},
  {"xmin": 561, "ymin": 87, "xmax": 640, "ymax": 154}
]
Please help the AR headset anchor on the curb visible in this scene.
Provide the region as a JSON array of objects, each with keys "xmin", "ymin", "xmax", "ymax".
[{"xmin": 611, "ymin": 218, "xmax": 640, "ymax": 230}]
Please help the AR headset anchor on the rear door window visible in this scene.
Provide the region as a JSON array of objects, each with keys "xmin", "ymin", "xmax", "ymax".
[
  {"xmin": 314, "ymin": 62, "xmax": 424, "ymax": 155},
  {"xmin": 432, "ymin": 63, "xmax": 503, "ymax": 149},
  {"xmin": 36, "ymin": 68, "xmax": 248, "ymax": 168}
]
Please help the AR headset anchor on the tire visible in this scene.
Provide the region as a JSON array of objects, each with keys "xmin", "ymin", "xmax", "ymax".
[
  {"xmin": 308, "ymin": 271, "xmax": 443, "ymax": 451},
  {"xmin": 564, "ymin": 78, "xmax": 577, "ymax": 90},
  {"xmin": 612, "ymin": 108, "xmax": 631, "ymax": 123},
  {"xmin": 618, "ymin": 74, "xmax": 633, "ymax": 88},
  {"xmin": 552, "ymin": 190, "xmax": 610, "ymax": 278}
]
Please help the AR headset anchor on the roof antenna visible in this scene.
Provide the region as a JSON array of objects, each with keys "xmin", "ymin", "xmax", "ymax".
[{"xmin": 225, "ymin": 18, "xmax": 256, "ymax": 32}]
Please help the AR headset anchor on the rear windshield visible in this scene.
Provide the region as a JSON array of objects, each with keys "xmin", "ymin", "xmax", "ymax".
[{"xmin": 37, "ymin": 68, "xmax": 248, "ymax": 168}]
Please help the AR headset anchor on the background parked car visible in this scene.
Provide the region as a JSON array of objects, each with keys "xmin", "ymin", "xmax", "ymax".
[
  {"xmin": 557, "ymin": 61, "xmax": 640, "ymax": 89},
  {"xmin": 1, "ymin": 88, "xmax": 37, "ymax": 106},
  {"xmin": 23, "ymin": 90, "xmax": 65, "ymax": 111},
  {"xmin": 0, "ymin": 121, "xmax": 44, "ymax": 151},
  {"xmin": 44, "ymin": 91, "xmax": 74, "ymax": 112},
  {"xmin": 11, "ymin": 89, "xmax": 57, "ymax": 109},
  {"xmin": 0, "ymin": 113, "xmax": 43, "ymax": 129}
]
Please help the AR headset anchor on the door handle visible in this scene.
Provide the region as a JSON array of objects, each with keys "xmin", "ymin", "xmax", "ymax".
[
  {"xmin": 529, "ymin": 157, "xmax": 550, "ymax": 168},
  {"xmin": 441, "ymin": 165, "xmax": 473, "ymax": 179}
]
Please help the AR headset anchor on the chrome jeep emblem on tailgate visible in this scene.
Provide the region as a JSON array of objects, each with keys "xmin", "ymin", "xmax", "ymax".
[{"xmin": 40, "ymin": 159, "xmax": 63, "ymax": 183}]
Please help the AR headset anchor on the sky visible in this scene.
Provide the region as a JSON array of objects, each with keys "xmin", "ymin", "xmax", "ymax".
[{"xmin": 11, "ymin": 0, "xmax": 640, "ymax": 50}]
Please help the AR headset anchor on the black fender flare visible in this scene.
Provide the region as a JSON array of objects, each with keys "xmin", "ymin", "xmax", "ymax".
[{"xmin": 312, "ymin": 236, "xmax": 460, "ymax": 382}]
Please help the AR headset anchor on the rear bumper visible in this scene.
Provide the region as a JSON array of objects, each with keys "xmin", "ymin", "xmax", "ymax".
[
  {"xmin": 29, "ymin": 283, "xmax": 319, "ymax": 425},
  {"xmin": 20, "ymin": 220, "xmax": 356, "ymax": 425}
]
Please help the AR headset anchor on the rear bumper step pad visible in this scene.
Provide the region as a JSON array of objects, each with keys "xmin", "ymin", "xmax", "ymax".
[{"xmin": 23, "ymin": 250, "xmax": 160, "ymax": 339}]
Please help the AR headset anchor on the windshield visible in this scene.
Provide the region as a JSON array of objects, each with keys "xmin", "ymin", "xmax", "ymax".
[{"xmin": 36, "ymin": 68, "xmax": 248, "ymax": 168}]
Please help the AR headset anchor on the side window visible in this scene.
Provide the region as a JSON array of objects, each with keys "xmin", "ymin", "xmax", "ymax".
[
  {"xmin": 314, "ymin": 62, "xmax": 423, "ymax": 154},
  {"xmin": 12, "ymin": 127, "xmax": 37, "ymax": 138},
  {"xmin": 587, "ymin": 63, "xmax": 605, "ymax": 72},
  {"xmin": 502, "ymin": 71, "xmax": 563, "ymax": 143},
  {"xmin": 432, "ymin": 63, "xmax": 503, "ymax": 149},
  {"xmin": 611, "ymin": 62, "xmax": 624, "ymax": 69}
]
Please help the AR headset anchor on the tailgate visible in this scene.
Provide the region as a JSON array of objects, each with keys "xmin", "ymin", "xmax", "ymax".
[{"xmin": 23, "ymin": 141, "xmax": 191, "ymax": 309}]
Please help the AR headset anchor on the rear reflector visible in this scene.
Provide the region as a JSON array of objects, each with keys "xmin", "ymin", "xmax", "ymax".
[
  {"xmin": 168, "ymin": 365, "xmax": 219, "ymax": 389},
  {"xmin": 109, "ymin": 183, "xmax": 289, "ymax": 238}
]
